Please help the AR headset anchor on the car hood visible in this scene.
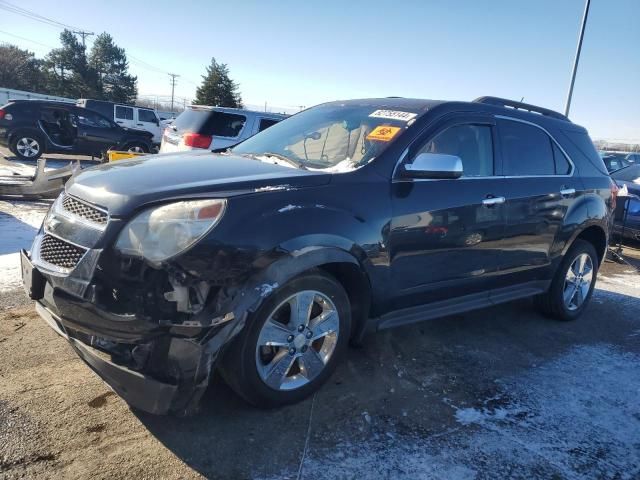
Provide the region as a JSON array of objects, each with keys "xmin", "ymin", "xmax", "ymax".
[{"xmin": 66, "ymin": 150, "xmax": 331, "ymax": 216}]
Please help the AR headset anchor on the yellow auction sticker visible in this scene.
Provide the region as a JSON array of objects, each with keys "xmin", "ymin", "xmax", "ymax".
[{"xmin": 366, "ymin": 126, "xmax": 401, "ymax": 142}]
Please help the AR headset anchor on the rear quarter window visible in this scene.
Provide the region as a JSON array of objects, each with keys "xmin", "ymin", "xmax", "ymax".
[{"xmin": 559, "ymin": 130, "xmax": 609, "ymax": 176}]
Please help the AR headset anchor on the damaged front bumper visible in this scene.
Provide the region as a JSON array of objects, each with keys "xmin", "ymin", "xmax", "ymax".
[{"xmin": 22, "ymin": 246, "xmax": 241, "ymax": 416}]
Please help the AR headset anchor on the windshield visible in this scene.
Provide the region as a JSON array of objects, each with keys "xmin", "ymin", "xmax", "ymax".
[{"xmin": 232, "ymin": 104, "xmax": 419, "ymax": 171}]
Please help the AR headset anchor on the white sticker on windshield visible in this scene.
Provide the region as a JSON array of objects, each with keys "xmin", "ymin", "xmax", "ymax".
[{"xmin": 369, "ymin": 110, "xmax": 417, "ymax": 122}]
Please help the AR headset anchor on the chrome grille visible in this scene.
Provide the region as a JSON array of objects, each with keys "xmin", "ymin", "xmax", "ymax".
[
  {"xmin": 62, "ymin": 195, "xmax": 107, "ymax": 225},
  {"xmin": 40, "ymin": 234, "xmax": 87, "ymax": 269}
]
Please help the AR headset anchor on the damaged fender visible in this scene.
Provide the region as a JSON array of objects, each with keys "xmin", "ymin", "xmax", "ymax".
[{"xmin": 173, "ymin": 246, "xmax": 364, "ymax": 415}]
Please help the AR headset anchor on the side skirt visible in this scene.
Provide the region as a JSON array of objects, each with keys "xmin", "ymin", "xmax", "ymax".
[{"xmin": 373, "ymin": 280, "xmax": 550, "ymax": 331}]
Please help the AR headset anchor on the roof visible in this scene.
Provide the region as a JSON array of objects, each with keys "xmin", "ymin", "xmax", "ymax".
[
  {"xmin": 322, "ymin": 96, "xmax": 576, "ymax": 129},
  {"xmin": 187, "ymin": 105, "xmax": 289, "ymax": 118}
]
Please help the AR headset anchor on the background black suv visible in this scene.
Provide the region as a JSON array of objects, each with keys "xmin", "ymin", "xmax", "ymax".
[
  {"xmin": 0, "ymin": 100, "xmax": 154, "ymax": 160},
  {"xmin": 22, "ymin": 96, "xmax": 615, "ymax": 415}
]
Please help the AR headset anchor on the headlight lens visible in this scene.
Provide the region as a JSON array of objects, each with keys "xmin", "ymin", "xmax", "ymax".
[{"xmin": 114, "ymin": 199, "xmax": 226, "ymax": 262}]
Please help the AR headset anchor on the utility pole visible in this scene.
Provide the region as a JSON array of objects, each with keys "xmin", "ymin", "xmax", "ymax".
[
  {"xmin": 565, "ymin": 0, "xmax": 590, "ymax": 117},
  {"xmin": 72, "ymin": 30, "xmax": 94, "ymax": 48},
  {"xmin": 168, "ymin": 73, "xmax": 180, "ymax": 112}
]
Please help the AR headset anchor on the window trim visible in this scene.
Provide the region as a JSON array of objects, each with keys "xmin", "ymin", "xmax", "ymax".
[{"xmin": 495, "ymin": 115, "xmax": 575, "ymax": 178}]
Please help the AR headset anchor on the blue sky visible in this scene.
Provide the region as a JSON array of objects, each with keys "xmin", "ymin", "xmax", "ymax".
[{"xmin": 1, "ymin": 0, "xmax": 638, "ymax": 141}]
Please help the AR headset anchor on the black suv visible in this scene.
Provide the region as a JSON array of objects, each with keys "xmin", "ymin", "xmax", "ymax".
[
  {"xmin": 21, "ymin": 97, "xmax": 615, "ymax": 415},
  {"xmin": 0, "ymin": 100, "xmax": 154, "ymax": 160}
]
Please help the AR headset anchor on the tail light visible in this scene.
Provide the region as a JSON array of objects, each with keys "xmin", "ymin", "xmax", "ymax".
[
  {"xmin": 0, "ymin": 108, "xmax": 5, "ymax": 119},
  {"xmin": 611, "ymin": 179, "xmax": 619, "ymax": 211},
  {"xmin": 183, "ymin": 133, "xmax": 212, "ymax": 149}
]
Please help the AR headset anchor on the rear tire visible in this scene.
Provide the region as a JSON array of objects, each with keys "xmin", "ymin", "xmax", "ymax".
[
  {"xmin": 535, "ymin": 239, "xmax": 598, "ymax": 321},
  {"xmin": 11, "ymin": 133, "xmax": 44, "ymax": 161},
  {"xmin": 219, "ymin": 271, "xmax": 351, "ymax": 407}
]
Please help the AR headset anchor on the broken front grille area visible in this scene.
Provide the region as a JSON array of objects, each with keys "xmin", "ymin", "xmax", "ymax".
[
  {"xmin": 62, "ymin": 194, "xmax": 108, "ymax": 226},
  {"xmin": 39, "ymin": 234, "xmax": 88, "ymax": 269}
]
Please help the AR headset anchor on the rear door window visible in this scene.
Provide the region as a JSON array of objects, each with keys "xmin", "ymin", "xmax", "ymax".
[
  {"xmin": 115, "ymin": 106, "xmax": 134, "ymax": 121},
  {"xmin": 208, "ymin": 112, "xmax": 246, "ymax": 137},
  {"xmin": 258, "ymin": 118, "xmax": 280, "ymax": 132},
  {"xmin": 499, "ymin": 120, "xmax": 555, "ymax": 176},
  {"xmin": 173, "ymin": 109, "xmax": 246, "ymax": 137}
]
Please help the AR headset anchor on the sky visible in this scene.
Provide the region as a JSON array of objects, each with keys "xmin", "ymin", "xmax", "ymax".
[{"xmin": 0, "ymin": 0, "xmax": 638, "ymax": 142}]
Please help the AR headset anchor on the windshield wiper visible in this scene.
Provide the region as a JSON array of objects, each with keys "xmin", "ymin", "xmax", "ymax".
[{"xmin": 255, "ymin": 152, "xmax": 307, "ymax": 170}]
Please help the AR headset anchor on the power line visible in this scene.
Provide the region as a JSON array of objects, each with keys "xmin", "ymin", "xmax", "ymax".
[
  {"xmin": 0, "ymin": 29, "xmax": 55, "ymax": 49},
  {"xmin": 0, "ymin": 0, "xmax": 84, "ymax": 31}
]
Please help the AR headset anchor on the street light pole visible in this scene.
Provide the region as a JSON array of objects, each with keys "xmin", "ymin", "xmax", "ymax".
[{"xmin": 564, "ymin": 0, "xmax": 591, "ymax": 117}]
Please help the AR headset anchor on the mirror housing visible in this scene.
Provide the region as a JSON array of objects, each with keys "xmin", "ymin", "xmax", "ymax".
[{"xmin": 403, "ymin": 153, "xmax": 463, "ymax": 179}]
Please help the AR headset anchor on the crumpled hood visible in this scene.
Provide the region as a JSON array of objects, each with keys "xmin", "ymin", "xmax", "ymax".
[{"xmin": 66, "ymin": 150, "xmax": 330, "ymax": 216}]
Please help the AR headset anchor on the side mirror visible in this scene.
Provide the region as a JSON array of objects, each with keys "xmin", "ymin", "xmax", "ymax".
[{"xmin": 403, "ymin": 153, "xmax": 463, "ymax": 179}]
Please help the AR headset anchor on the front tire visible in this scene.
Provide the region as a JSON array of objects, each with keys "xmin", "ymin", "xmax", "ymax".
[
  {"xmin": 11, "ymin": 133, "xmax": 43, "ymax": 160},
  {"xmin": 535, "ymin": 239, "xmax": 598, "ymax": 321},
  {"xmin": 219, "ymin": 271, "xmax": 351, "ymax": 407}
]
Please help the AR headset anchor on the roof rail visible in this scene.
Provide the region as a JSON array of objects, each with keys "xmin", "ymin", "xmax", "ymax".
[{"xmin": 473, "ymin": 96, "xmax": 570, "ymax": 122}]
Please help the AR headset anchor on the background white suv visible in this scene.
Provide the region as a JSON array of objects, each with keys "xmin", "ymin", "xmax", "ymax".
[{"xmin": 160, "ymin": 106, "xmax": 287, "ymax": 153}]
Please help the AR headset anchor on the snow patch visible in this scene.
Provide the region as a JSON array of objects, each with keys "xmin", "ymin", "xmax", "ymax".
[
  {"xmin": 0, "ymin": 200, "xmax": 50, "ymax": 292},
  {"xmin": 273, "ymin": 345, "xmax": 640, "ymax": 479}
]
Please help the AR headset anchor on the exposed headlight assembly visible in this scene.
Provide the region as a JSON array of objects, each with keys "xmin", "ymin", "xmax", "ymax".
[{"xmin": 114, "ymin": 199, "xmax": 226, "ymax": 262}]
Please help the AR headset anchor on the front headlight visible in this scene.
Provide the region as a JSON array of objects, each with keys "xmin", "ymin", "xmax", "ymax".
[{"xmin": 114, "ymin": 199, "xmax": 227, "ymax": 262}]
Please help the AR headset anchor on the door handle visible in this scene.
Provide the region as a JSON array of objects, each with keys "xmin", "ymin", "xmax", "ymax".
[
  {"xmin": 136, "ymin": 123, "xmax": 143, "ymax": 126},
  {"xmin": 482, "ymin": 196, "xmax": 505, "ymax": 206},
  {"xmin": 560, "ymin": 188, "xmax": 576, "ymax": 197},
  {"xmin": 116, "ymin": 121, "xmax": 124, "ymax": 124}
]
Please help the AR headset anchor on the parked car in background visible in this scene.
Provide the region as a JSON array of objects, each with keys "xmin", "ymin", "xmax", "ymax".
[
  {"xmin": 160, "ymin": 105, "xmax": 287, "ymax": 153},
  {"xmin": 624, "ymin": 152, "xmax": 640, "ymax": 163},
  {"xmin": 601, "ymin": 153, "xmax": 632, "ymax": 173},
  {"xmin": 77, "ymin": 99, "xmax": 162, "ymax": 145},
  {"xmin": 22, "ymin": 96, "xmax": 613, "ymax": 415},
  {"xmin": 599, "ymin": 150, "xmax": 639, "ymax": 172},
  {"xmin": 0, "ymin": 100, "xmax": 154, "ymax": 160},
  {"xmin": 610, "ymin": 164, "xmax": 640, "ymax": 242}
]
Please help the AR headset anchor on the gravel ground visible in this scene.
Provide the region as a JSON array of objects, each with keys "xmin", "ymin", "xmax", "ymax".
[{"xmin": 1, "ymin": 156, "xmax": 639, "ymax": 479}]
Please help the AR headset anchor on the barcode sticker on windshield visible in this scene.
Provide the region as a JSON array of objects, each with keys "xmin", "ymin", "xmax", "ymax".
[{"xmin": 369, "ymin": 110, "xmax": 417, "ymax": 122}]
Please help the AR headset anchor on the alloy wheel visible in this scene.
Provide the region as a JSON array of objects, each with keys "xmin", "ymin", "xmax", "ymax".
[
  {"xmin": 255, "ymin": 290, "xmax": 340, "ymax": 391},
  {"xmin": 563, "ymin": 253, "xmax": 594, "ymax": 311},
  {"xmin": 16, "ymin": 137, "xmax": 40, "ymax": 158}
]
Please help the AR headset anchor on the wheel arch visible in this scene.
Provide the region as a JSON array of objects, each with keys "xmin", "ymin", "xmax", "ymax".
[
  {"xmin": 217, "ymin": 246, "xmax": 373, "ymax": 341},
  {"xmin": 564, "ymin": 224, "xmax": 608, "ymax": 266}
]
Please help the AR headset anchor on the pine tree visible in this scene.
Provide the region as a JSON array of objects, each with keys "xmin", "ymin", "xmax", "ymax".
[
  {"xmin": 194, "ymin": 58, "xmax": 243, "ymax": 108},
  {"xmin": 43, "ymin": 30, "xmax": 97, "ymax": 98},
  {"xmin": 0, "ymin": 44, "xmax": 47, "ymax": 93},
  {"xmin": 89, "ymin": 33, "xmax": 137, "ymax": 103}
]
